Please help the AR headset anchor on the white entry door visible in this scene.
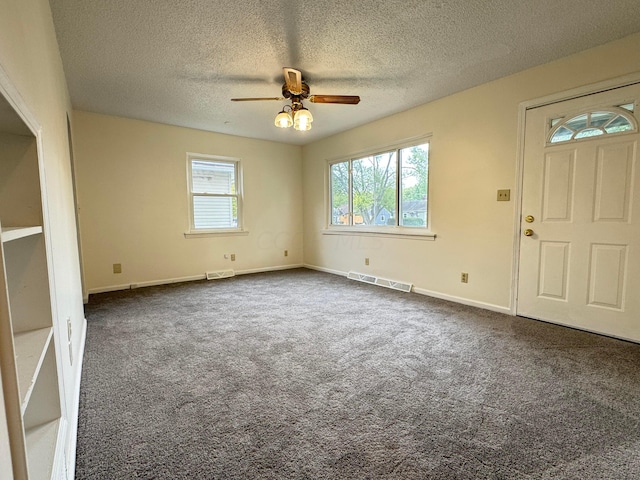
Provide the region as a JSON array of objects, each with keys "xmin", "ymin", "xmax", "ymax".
[{"xmin": 517, "ymin": 83, "xmax": 640, "ymax": 342}]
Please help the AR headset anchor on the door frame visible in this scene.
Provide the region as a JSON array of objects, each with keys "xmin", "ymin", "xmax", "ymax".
[{"xmin": 511, "ymin": 72, "xmax": 640, "ymax": 316}]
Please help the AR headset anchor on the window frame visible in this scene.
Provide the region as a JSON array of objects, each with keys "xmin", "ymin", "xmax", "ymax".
[
  {"xmin": 185, "ymin": 152, "xmax": 245, "ymax": 237},
  {"xmin": 326, "ymin": 137, "xmax": 434, "ymax": 239}
]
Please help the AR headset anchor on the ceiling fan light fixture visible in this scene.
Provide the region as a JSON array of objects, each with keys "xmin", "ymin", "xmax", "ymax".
[
  {"xmin": 235, "ymin": 68, "xmax": 359, "ymax": 133},
  {"xmin": 274, "ymin": 109, "xmax": 293, "ymax": 128},
  {"xmin": 293, "ymin": 107, "xmax": 313, "ymax": 131}
]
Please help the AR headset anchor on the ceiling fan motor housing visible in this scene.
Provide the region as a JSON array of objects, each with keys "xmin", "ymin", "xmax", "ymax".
[{"xmin": 282, "ymin": 82, "xmax": 310, "ymax": 99}]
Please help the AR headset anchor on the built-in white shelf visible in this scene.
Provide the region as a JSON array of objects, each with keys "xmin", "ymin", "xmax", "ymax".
[
  {"xmin": 13, "ymin": 327, "xmax": 53, "ymax": 411},
  {"xmin": 25, "ymin": 418, "xmax": 60, "ymax": 480},
  {"xmin": 1, "ymin": 226, "xmax": 43, "ymax": 243}
]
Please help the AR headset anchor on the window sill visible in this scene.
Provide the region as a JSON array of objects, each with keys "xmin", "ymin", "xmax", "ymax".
[
  {"xmin": 184, "ymin": 229, "xmax": 249, "ymax": 239},
  {"xmin": 322, "ymin": 228, "xmax": 436, "ymax": 240}
]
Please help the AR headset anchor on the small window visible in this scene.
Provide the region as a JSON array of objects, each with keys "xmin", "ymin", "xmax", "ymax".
[
  {"xmin": 329, "ymin": 141, "xmax": 429, "ymax": 229},
  {"xmin": 187, "ymin": 154, "xmax": 242, "ymax": 232},
  {"xmin": 548, "ymin": 107, "xmax": 637, "ymax": 144}
]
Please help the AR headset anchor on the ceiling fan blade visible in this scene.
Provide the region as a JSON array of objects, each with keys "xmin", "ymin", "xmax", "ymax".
[
  {"xmin": 283, "ymin": 67, "xmax": 303, "ymax": 94},
  {"xmin": 308, "ymin": 95, "xmax": 361, "ymax": 105},
  {"xmin": 231, "ymin": 97, "xmax": 284, "ymax": 102}
]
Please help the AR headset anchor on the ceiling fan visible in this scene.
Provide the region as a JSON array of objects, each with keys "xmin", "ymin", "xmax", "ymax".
[{"xmin": 231, "ymin": 67, "xmax": 360, "ymax": 131}]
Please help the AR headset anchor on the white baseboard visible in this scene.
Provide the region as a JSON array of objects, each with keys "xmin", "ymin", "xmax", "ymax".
[
  {"xmin": 87, "ymin": 266, "xmax": 305, "ymax": 296},
  {"xmin": 235, "ymin": 264, "xmax": 303, "ymax": 276},
  {"xmin": 303, "ymin": 264, "xmax": 348, "ymax": 277},
  {"xmin": 303, "ymin": 264, "xmax": 511, "ymax": 315},
  {"xmin": 87, "ymin": 265, "xmax": 511, "ymax": 315},
  {"xmin": 411, "ymin": 287, "xmax": 512, "ymax": 315},
  {"xmin": 65, "ymin": 316, "xmax": 87, "ymax": 480},
  {"xmin": 130, "ymin": 274, "xmax": 206, "ymax": 289},
  {"xmin": 87, "ymin": 283, "xmax": 132, "ymax": 295}
]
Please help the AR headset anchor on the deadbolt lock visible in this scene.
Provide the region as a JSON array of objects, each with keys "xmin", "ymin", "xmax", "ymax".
[{"xmin": 525, "ymin": 215, "xmax": 535, "ymax": 223}]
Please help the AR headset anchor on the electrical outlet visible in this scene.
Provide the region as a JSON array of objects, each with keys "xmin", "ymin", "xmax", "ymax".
[
  {"xmin": 284, "ymin": 250, "xmax": 288, "ymax": 257},
  {"xmin": 365, "ymin": 258, "xmax": 370, "ymax": 266},
  {"xmin": 497, "ymin": 189, "xmax": 511, "ymax": 201},
  {"xmin": 230, "ymin": 253, "xmax": 236, "ymax": 261},
  {"xmin": 113, "ymin": 263, "xmax": 122, "ymax": 274},
  {"xmin": 461, "ymin": 272, "xmax": 469, "ymax": 283}
]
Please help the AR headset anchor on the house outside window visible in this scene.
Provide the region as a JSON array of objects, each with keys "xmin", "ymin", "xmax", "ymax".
[
  {"xmin": 187, "ymin": 153, "xmax": 242, "ymax": 232},
  {"xmin": 330, "ymin": 141, "xmax": 429, "ymax": 229}
]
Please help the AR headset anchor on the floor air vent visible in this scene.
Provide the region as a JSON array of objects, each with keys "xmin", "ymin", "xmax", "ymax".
[
  {"xmin": 206, "ymin": 270, "xmax": 235, "ymax": 280},
  {"xmin": 347, "ymin": 271, "xmax": 412, "ymax": 293}
]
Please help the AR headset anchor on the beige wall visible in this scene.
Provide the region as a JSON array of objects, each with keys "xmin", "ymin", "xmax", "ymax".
[
  {"xmin": 0, "ymin": 0, "xmax": 85, "ymax": 475},
  {"xmin": 73, "ymin": 111, "xmax": 303, "ymax": 292},
  {"xmin": 302, "ymin": 32, "xmax": 640, "ymax": 312}
]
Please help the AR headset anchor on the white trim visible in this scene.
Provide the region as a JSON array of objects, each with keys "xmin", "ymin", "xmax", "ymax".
[
  {"xmin": 322, "ymin": 228, "xmax": 436, "ymax": 240},
  {"xmin": 64, "ymin": 316, "xmax": 86, "ymax": 480},
  {"xmin": 184, "ymin": 230, "xmax": 249, "ymax": 238},
  {"xmin": 510, "ymin": 99, "xmax": 527, "ymax": 315},
  {"xmin": 412, "ymin": 287, "xmax": 512, "ymax": 315},
  {"xmin": 130, "ymin": 274, "xmax": 206, "ymax": 289},
  {"xmin": 186, "ymin": 152, "xmax": 244, "ymax": 233},
  {"xmin": 87, "ymin": 283, "xmax": 134, "ymax": 295},
  {"xmin": 303, "ymin": 264, "xmax": 348, "ymax": 277},
  {"xmin": 235, "ymin": 264, "xmax": 304, "ymax": 276},
  {"xmin": 49, "ymin": 417, "xmax": 67, "ymax": 480},
  {"xmin": 86, "ymin": 265, "xmax": 305, "ymax": 296},
  {"xmin": 0, "ymin": 65, "xmax": 40, "ymax": 136},
  {"xmin": 324, "ymin": 134, "xmax": 433, "ymax": 164},
  {"xmin": 519, "ymin": 73, "xmax": 640, "ymax": 111},
  {"xmin": 303, "ymin": 264, "xmax": 511, "ymax": 314},
  {"xmin": 513, "ymin": 72, "xmax": 640, "ymax": 317}
]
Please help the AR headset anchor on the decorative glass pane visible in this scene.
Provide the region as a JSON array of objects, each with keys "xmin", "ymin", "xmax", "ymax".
[
  {"xmin": 565, "ymin": 114, "xmax": 588, "ymax": 131},
  {"xmin": 548, "ymin": 108, "xmax": 636, "ymax": 144},
  {"xmin": 352, "ymin": 152, "xmax": 396, "ymax": 226},
  {"xmin": 550, "ymin": 118, "xmax": 562, "ymax": 127},
  {"xmin": 605, "ymin": 115, "xmax": 633, "ymax": 133},
  {"xmin": 589, "ymin": 111, "xmax": 615, "ymax": 127},
  {"xmin": 550, "ymin": 126, "xmax": 574, "ymax": 143},
  {"xmin": 574, "ymin": 128, "xmax": 604, "ymax": 139},
  {"xmin": 400, "ymin": 144, "xmax": 429, "ymax": 227},
  {"xmin": 619, "ymin": 103, "xmax": 634, "ymax": 112},
  {"xmin": 330, "ymin": 162, "xmax": 350, "ymax": 225}
]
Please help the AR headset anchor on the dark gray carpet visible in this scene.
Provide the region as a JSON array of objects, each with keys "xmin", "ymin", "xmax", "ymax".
[{"xmin": 75, "ymin": 268, "xmax": 640, "ymax": 479}]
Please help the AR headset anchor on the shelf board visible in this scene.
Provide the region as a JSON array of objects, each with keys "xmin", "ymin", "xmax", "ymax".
[
  {"xmin": 1, "ymin": 226, "xmax": 43, "ymax": 243},
  {"xmin": 25, "ymin": 418, "xmax": 60, "ymax": 480},
  {"xmin": 13, "ymin": 327, "xmax": 53, "ymax": 411}
]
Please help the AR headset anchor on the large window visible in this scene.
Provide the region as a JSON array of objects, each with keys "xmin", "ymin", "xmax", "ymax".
[
  {"xmin": 330, "ymin": 142, "xmax": 429, "ymax": 229},
  {"xmin": 187, "ymin": 154, "xmax": 242, "ymax": 232}
]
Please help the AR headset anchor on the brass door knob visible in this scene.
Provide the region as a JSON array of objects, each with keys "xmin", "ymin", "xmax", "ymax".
[{"xmin": 524, "ymin": 228, "xmax": 534, "ymax": 236}]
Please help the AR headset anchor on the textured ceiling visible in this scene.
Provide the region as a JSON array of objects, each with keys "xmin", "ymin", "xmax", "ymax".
[{"xmin": 48, "ymin": 0, "xmax": 640, "ymax": 146}]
